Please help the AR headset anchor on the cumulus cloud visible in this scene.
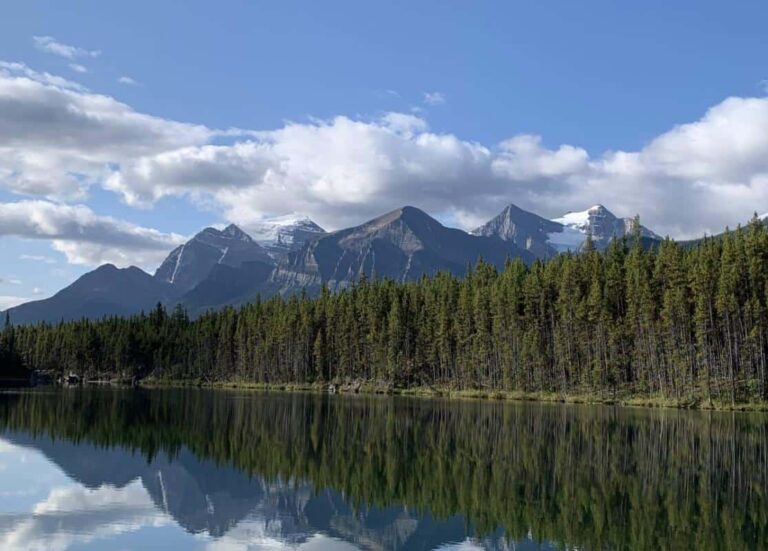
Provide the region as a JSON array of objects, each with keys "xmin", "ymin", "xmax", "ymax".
[
  {"xmin": 492, "ymin": 135, "xmax": 589, "ymax": 181},
  {"xmin": 0, "ymin": 201, "xmax": 185, "ymax": 267},
  {"xmin": 2, "ymin": 63, "xmax": 768, "ymax": 240},
  {"xmin": 118, "ymin": 76, "xmax": 138, "ymax": 85},
  {"xmin": 423, "ymin": 91, "xmax": 446, "ymax": 106},
  {"xmin": 32, "ymin": 36, "xmax": 100, "ymax": 60},
  {"xmin": 0, "ymin": 62, "xmax": 210, "ymax": 199},
  {"xmin": 109, "ymin": 113, "xmax": 502, "ymax": 229},
  {"xmin": 68, "ymin": 63, "xmax": 87, "ymax": 74}
]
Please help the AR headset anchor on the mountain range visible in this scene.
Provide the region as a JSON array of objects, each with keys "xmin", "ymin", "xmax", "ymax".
[{"xmin": 3, "ymin": 203, "xmax": 659, "ymax": 324}]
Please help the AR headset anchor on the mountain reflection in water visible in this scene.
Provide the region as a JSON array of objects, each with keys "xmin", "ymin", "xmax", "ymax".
[{"xmin": 0, "ymin": 388, "xmax": 765, "ymax": 550}]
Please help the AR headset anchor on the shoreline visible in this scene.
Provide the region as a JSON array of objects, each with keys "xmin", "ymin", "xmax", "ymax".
[{"xmin": 136, "ymin": 379, "xmax": 768, "ymax": 412}]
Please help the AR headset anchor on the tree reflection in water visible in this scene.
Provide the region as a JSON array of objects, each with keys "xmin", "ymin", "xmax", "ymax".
[{"xmin": 0, "ymin": 388, "xmax": 766, "ymax": 550}]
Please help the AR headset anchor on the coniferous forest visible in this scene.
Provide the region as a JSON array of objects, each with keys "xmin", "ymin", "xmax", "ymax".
[{"xmin": 5, "ymin": 218, "xmax": 768, "ymax": 405}]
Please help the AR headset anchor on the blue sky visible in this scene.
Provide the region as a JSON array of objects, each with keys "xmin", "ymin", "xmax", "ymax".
[
  {"xmin": 1, "ymin": 0, "xmax": 768, "ymax": 307},
  {"xmin": 8, "ymin": 1, "xmax": 766, "ymax": 150}
]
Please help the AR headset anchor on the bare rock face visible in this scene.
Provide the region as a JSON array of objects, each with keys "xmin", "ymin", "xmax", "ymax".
[
  {"xmin": 154, "ymin": 224, "xmax": 274, "ymax": 294},
  {"xmin": 471, "ymin": 203, "xmax": 564, "ymax": 258},
  {"xmin": 273, "ymin": 206, "xmax": 534, "ymax": 294}
]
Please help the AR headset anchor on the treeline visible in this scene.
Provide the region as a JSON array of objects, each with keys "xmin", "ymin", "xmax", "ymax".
[{"xmin": 6, "ymin": 217, "xmax": 768, "ymax": 403}]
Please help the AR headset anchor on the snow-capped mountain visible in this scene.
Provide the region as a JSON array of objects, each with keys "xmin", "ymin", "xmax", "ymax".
[
  {"xmin": 552, "ymin": 204, "xmax": 659, "ymax": 249},
  {"xmin": 473, "ymin": 203, "xmax": 660, "ymax": 255},
  {"xmin": 248, "ymin": 215, "xmax": 327, "ymax": 258},
  {"xmin": 154, "ymin": 224, "xmax": 274, "ymax": 293}
]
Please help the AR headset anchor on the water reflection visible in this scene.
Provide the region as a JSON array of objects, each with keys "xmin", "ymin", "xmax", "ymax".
[{"xmin": 0, "ymin": 389, "xmax": 766, "ymax": 550}]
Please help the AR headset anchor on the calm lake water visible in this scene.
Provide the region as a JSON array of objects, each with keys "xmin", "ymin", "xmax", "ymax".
[{"xmin": 0, "ymin": 389, "xmax": 766, "ymax": 551}]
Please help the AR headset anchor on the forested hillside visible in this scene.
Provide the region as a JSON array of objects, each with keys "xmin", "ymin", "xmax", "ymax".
[{"xmin": 5, "ymin": 217, "xmax": 768, "ymax": 405}]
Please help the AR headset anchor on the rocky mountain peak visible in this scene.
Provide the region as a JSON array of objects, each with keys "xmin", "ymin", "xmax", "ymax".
[
  {"xmin": 221, "ymin": 224, "xmax": 253, "ymax": 242},
  {"xmin": 471, "ymin": 203, "xmax": 565, "ymax": 258},
  {"xmin": 154, "ymin": 224, "xmax": 272, "ymax": 293}
]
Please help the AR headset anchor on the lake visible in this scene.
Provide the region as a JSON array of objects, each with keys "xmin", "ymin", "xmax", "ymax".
[{"xmin": 0, "ymin": 388, "xmax": 765, "ymax": 550}]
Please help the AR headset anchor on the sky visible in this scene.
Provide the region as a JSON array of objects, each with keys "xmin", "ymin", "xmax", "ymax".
[{"xmin": 1, "ymin": 0, "xmax": 768, "ymax": 308}]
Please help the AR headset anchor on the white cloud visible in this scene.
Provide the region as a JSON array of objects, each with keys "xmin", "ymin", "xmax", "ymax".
[
  {"xmin": 0, "ymin": 201, "xmax": 185, "ymax": 267},
  {"xmin": 2, "ymin": 63, "xmax": 768, "ymax": 240},
  {"xmin": 32, "ymin": 36, "xmax": 100, "ymax": 60},
  {"xmin": 423, "ymin": 91, "xmax": 446, "ymax": 106},
  {"xmin": 0, "ymin": 278, "xmax": 22, "ymax": 285},
  {"xmin": 118, "ymin": 76, "xmax": 138, "ymax": 86},
  {"xmin": 109, "ymin": 113, "xmax": 498, "ymax": 229},
  {"xmin": 99, "ymin": 98, "xmax": 768, "ymax": 237},
  {"xmin": 493, "ymin": 135, "xmax": 589, "ymax": 180},
  {"xmin": 0, "ymin": 61, "xmax": 210, "ymax": 200},
  {"xmin": 68, "ymin": 63, "xmax": 87, "ymax": 74}
]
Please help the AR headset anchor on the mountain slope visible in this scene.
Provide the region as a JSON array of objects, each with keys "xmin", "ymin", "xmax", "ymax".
[
  {"xmin": 273, "ymin": 206, "xmax": 533, "ymax": 293},
  {"xmin": 3, "ymin": 264, "xmax": 180, "ymax": 324},
  {"xmin": 471, "ymin": 203, "xmax": 567, "ymax": 258},
  {"xmin": 154, "ymin": 224, "xmax": 274, "ymax": 293},
  {"xmin": 180, "ymin": 261, "xmax": 276, "ymax": 314},
  {"xmin": 249, "ymin": 215, "xmax": 327, "ymax": 258}
]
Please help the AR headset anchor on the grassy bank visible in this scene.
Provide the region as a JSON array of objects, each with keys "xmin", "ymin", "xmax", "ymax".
[{"xmin": 138, "ymin": 378, "xmax": 768, "ymax": 412}]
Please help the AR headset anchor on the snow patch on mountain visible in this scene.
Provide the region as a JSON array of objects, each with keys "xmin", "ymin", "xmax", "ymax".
[
  {"xmin": 249, "ymin": 214, "xmax": 326, "ymax": 256},
  {"xmin": 548, "ymin": 204, "xmax": 659, "ymax": 250},
  {"xmin": 248, "ymin": 215, "xmax": 313, "ymax": 241},
  {"xmin": 552, "ymin": 205, "xmax": 603, "ymax": 232},
  {"xmin": 546, "ymin": 205, "xmax": 607, "ymax": 251}
]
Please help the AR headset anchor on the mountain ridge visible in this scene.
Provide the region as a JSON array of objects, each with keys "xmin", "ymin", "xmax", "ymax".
[
  {"xmin": 272, "ymin": 206, "xmax": 533, "ymax": 294},
  {"xmin": 2, "ymin": 202, "xmax": 674, "ymax": 324},
  {"xmin": 3, "ymin": 264, "xmax": 181, "ymax": 325}
]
